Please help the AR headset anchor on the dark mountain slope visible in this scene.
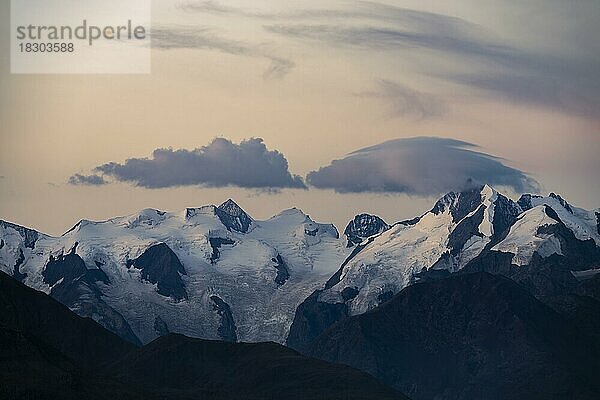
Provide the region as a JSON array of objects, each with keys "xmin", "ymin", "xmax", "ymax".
[
  {"xmin": 0, "ymin": 271, "xmax": 407, "ymax": 400},
  {"xmin": 128, "ymin": 242, "xmax": 187, "ymax": 301},
  {"xmin": 541, "ymin": 293, "xmax": 600, "ymax": 340},
  {"xmin": 106, "ymin": 334, "xmax": 408, "ymax": 400},
  {"xmin": 42, "ymin": 248, "xmax": 141, "ymax": 345},
  {"xmin": 306, "ymin": 272, "xmax": 600, "ymax": 400},
  {"xmin": 0, "ymin": 326, "xmax": 81, "ymax": 400},
  {"xmin": 0, "ymin": 270, "xmax": 134, "ymax": 371},
  {"xmin": 539, "ymin": 273, "xmax": 600, "ymax": 340}
]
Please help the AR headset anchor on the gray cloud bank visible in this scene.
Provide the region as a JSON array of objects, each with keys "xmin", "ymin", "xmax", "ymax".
[
  {"xmin": 68, "ymin": 174, "xmax": 107, "ymax": 186},
  {"xmin": 69, "ymin": 136, "xmax": 537, "ymax": 195},
  {"xmin": 83, "ymin": 138, "xmax": 305, "ymax": 189},
  {"xmin": 267, "ymin": 22, "xmax": 599, "ymax": 118},
  {"xmin": 307, "ymin": 137, "xmax": 538, "ymax": 195},
  {"xmin": 211, "ymin": 0, "xmax": 594, "ymax": 119},
  {"xmin": 178, "ymin": 1, "xmax": 600, "ymax": 118}
]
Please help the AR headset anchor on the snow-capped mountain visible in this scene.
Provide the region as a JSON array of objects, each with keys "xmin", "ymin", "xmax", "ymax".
[
  {"xmin": 517, "ymin": 193, "xmax": 600, "ymax": 246},
  {"xmin": 2, "ymin": 187, "xmax": 599, "ymax": 348},
  {"xmin": 0, "ymin": 200, "xmax": 348, "ymax": 345},
  {"xmin": 287, "ymin": 185, "xmax": 600, "ymax": 351},
  {"xmin": 314, "ymin": 185, "xmax": 521, "ymax": 316},
  {"xmin": 463, "ymin": 195, "xmax": 600, "ymax": 296}
]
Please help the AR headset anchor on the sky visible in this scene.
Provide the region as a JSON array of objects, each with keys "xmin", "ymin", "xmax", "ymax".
[{"xmin": 0, "ymin": 0, "xmax": 599, "ymax": 236}]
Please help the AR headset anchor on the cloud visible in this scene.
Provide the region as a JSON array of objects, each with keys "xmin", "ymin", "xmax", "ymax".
[
  {"xmin": 249, "ymin": 1, "xmax": 599, "ymax": 119},
  {"xmin": 151, "ymin": 26, "xmax": 294, "ymax": 79},
  {"xmin": 264, "ymin": 24, "xmax": 508, "ymax": 60},
  {"xmin": 307, "ymin": 137, "xmax": 538, "ymax": 195},
  {"xmin": 358, "ymin": 80, "xmax": 445, "ymax": 119},
  {"xmin": 181, "ymin": 1, "xmax": 502, "ymax": 63},
  {"xmin": 262, "ymin": 56, "xmax": 295, "ymax": 80},
  {"xmin": 252, "ymin": 1, "xmax": 507, "ymax": 62},
  {"xmin": 178, "ymin": 1, "xmax": 255, "ymax": 17},
  {"xmin": 68, "ymin": 174, "xmax": 108, "ymax": 186},
  {"xmin": 445, "ymin": 65, "xmax": 600, "ymax": 118},
  {"xmin": 266, "ymin": 24, "xmax": 599, "ymax": 118},
  {"xmin": 177, "ymin": 1, "xmax": 600, "ymax": 118},
  {"xmin": 180, "ymin": 1, "xmax": 484, "ymax": 35},
  {"xmin": 92, "ymin": 138, "xmax": 306, "ymax": 189}
]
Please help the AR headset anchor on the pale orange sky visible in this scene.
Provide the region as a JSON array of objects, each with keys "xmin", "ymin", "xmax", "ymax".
[{"xmin": 1, "ymin": 0, "xmax": 599, "ymax": 235}]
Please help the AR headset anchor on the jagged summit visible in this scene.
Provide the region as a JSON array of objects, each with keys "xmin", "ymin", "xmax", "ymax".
[
  {"xmin": 516, "ymin": 192, "xmax": 600, "ymax": 245},
  {"xmin": 520, "ymin": 192, "xmax": 573, "ymax": 213},
  {"xmin": 518, "ymin": 193, "xmax": 573, "ymax": 214},
  {"xmin": 344, "ymin": 214, "xmax": 390, "ymax": 247},
  {"xmin": 549, "ymin": 192, "xmax": 574, "ymax": 213},
  {"xmin": 430, "ymin": 185, "xmax": 488, "ymax": 223},
  {"xmin": 216, "ymin": 199, "xmax": 252, "ymax": 233},
  {"xmin": 219, "ymin": 199, "xmax": 250, "ymax": 218},
  {"xmin": 428, "ymin": 185, "xmax": 520, "ymax": 240}
]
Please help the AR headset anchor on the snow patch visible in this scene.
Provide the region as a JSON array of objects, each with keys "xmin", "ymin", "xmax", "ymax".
[
  {"xmin": 492, "ymin": 206, "xmax": 562, "ymax": 266},
  {"xmin": 529, "ymin": 195, "xmax": 599, "ymax": 245},
  {"xmin": 571, "ymin": 268, "xmax": 600, "ymax": 281},
  {"xmin": 478, "ymin": 185, "xmax": 497, "ymax": 237}
]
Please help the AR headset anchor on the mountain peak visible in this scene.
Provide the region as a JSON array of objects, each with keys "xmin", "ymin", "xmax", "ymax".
[
  {"xmin": 0, "ymin": 220, "xmax": 42, "ymax": 248},
  {"xmin": 518, "ymin": 192, "xmax": 575, "ymax": 215},
  {"xmin": 480, "ymin": 184, "xmax": 497, "ymax": 199},
  {"xmin": 344, "ymin": 214, "xmax": 390, "ymax": 247},
  {"xmin": 549, "ymin": 192, "xmax": 574, "ymax": 214},
  {"xmin": 216, "ymin": 199, "xmax": 252, "ymax": 233},
  {"xmin": 517, "ymin": 193, "xmax": 541, "ymax": 211},
  {"xmin": 218, "ymin": 199, "xmax": 250, "ymax": 218},
  {"xmin": 122, "ymin": 208, "xmax": 168, "ymax": 229},
  {"xmin": 431, "ymin": 185, "xmax": 486, "ymax": 223}
]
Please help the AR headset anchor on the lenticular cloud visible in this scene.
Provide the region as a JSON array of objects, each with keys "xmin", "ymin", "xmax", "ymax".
[{"xmin": 307, "ymin": 137, "xmax": 538, "ymax": 195}]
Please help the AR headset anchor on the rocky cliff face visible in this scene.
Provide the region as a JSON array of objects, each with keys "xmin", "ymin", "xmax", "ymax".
[
  {"xmin": 343, "ymin": 214, "xmax": 390, "ymax": 247},
  {"xmin": 128, "ymin": 243, "xmax": 187, "ymax": 301},
  {"xmin": 216, "ymin": 199, "xmax": 253, "ymax": 233}
]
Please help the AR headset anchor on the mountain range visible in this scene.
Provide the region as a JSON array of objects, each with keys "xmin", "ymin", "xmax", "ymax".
[
  {"xmin": 288, "ymin": 185, "xmax": 600, "ymax": 351},
  {"xmin": 1, "ymin": 199, "xmax": 345, "ymax": 345},
  {"xmin": 1, "ymin": 185, "xmax": 599, "ymax": 399}
]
